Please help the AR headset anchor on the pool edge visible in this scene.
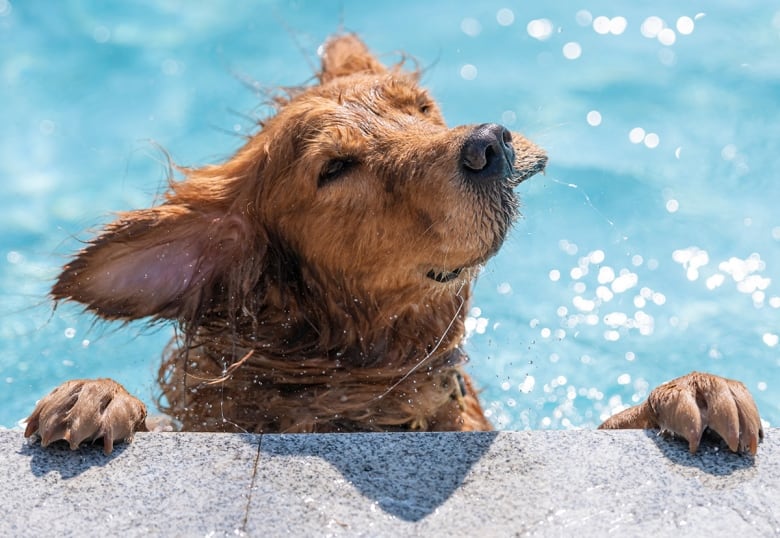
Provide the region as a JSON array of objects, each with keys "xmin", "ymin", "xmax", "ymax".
[{"xmin": 1, "ymin": 428, "xmax": 778, "ymax": 535}]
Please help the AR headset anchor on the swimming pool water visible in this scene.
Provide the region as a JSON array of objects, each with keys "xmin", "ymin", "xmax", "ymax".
[{"xmin": 2, "ymin": 1, "xmax": 779, "ymax": 430}]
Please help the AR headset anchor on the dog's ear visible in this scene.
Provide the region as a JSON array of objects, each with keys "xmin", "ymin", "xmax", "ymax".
[
  {"xmin": 52, "ymin": 205, "xmax": 264, "ymax": 322},
  {"xmin": 320, "ymin": 33, "xmax": 386, "ymax": 83}
]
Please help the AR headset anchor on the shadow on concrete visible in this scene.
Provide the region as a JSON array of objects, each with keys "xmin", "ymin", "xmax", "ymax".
[
  {"xmin": 19, "ymin": 437, "xmax": 127, "ymax": 479},
  {"xmin": 645, "ymin": 429, "xmax": 757, "ymax": 476},
  {"xmin": 258, "ymin": 431, "xmax": 498, "ymax": 522}
]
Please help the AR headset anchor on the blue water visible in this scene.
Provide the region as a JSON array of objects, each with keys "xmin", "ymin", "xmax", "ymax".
[{"xmin": 2, "ymin": 0, "xmax": 779, "ymax": 430}]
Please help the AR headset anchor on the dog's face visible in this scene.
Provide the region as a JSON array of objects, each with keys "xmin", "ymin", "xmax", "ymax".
[
  {"xmin": 252, "ymin": 36, "xmax": 547, "ymax": 294},
  {"xmin": 52, "ymin": 35, "xmax": 546, "ymax": 321}
]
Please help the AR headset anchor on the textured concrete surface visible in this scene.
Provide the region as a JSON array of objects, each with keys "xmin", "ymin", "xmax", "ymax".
[{"xmin": 1, "ymin": 429, "xmax": 777, "ymax": 537}]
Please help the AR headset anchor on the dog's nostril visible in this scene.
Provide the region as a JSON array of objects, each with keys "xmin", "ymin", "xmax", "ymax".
[
  {"xmin": 478, "ymin": 144, "xmax": 497, "ymax": 170},
  {"xmin": 460, "ymin": 123, "xmax": 514, "ymax": 180},
  {"xmin": 502, "ymin": 129, "xmax": 512, "ymax": 145}
]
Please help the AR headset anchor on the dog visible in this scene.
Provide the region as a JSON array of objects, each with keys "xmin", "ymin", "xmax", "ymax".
[{"xmin": 25, "ymin": 34, "xmax": 762, "ymax": 456}]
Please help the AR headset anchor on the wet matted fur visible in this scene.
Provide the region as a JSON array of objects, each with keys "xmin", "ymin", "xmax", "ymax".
[{"xmin": 25, "ymin": 34, "xmax": 762, "ymax": 455}]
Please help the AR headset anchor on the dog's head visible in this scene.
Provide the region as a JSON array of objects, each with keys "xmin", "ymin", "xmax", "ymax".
[{"xmin": 53, "ymin": 35, "xmax": 546, "ymax": 322}]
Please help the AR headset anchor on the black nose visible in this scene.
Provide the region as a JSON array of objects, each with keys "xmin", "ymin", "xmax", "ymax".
[{"xmin": 460, "ymin": 123, "xmax": 515, "ymax": 182}]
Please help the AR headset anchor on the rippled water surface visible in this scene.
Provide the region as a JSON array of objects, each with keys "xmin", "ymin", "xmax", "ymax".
[{"xmin": 2, "ymin": 0, "xmax": 779, "ymax": 430}]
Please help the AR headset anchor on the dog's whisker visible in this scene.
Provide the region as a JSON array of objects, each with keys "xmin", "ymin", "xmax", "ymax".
[
  {"xmin": 547, "ymin": 176, "xmax": 615, "ymax": 227},
  {"xmin": 372, "ymin": 288, "xmax": 465, "ymax": 402}
]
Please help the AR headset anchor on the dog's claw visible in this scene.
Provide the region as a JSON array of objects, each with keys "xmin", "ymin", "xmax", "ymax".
[
  {"xmin": 648, "ymin": 372, "xmax": 763, "ymax": 455},
  {"xmin": 25, "ymin": 378, "xmax": 147, "ymax": 455},
  {"xmin": 599, "ymin": 371, "xmax": 762, "ymax": 455}
]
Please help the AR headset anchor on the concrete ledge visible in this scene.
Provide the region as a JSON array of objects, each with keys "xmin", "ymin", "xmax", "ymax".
[{"xmin": 1, "ymin": 429, "xmax": 777, "ymax": 536}]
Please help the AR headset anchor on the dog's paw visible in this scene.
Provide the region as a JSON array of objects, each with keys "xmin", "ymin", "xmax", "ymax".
[
  {"xmin": 24, "ymin": 378, "xmax": 147, "ymax": 455},
  {"xmin": 649, "ymin": 371, "xmax": 763, "ymax": 455}
]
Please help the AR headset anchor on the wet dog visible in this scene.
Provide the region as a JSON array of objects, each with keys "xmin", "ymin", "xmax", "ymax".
[{"xmin": 25, "ymin": 34, "xmax": 762, "ymax": 455}]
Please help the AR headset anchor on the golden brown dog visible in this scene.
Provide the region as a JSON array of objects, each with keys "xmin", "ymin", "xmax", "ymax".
[{"xmin": 25, "ymin": 34, "xmax": 762, "ymax": 456}]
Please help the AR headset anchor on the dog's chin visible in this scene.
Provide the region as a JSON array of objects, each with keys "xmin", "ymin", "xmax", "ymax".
[{"xmin": 423, "ymin": 227, "xmax": 510, "ymax": 287}]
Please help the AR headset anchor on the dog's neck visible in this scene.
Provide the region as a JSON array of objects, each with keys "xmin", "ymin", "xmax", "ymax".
[
  {"xmin": 186, "ymin": 245, "xmax": 472, "ymax": 369},
  {"xmin": 198, "ymin": 273, "xmax": 470, "ymax": 368},
  {"xmin": 160, "ymin": 266, "xmax": 478, "ymax": 433}
]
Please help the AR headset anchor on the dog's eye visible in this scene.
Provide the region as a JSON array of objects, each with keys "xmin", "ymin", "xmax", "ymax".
[
  {"xmin": 319, "ymin": 157, "xmax": 358, "ymax": 187},
  {"xmin": 416, "ymin": 94, "xmax": 435, "ymax": 116}
]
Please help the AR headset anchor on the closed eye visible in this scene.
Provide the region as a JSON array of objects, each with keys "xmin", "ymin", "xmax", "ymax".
[
  {"xmin": 318, "ymin": 157, "xmax": 358, "ymax": 187},
  {"xmin": 416, "ymin": 94, "xmax": 435, "ymax": 116}
]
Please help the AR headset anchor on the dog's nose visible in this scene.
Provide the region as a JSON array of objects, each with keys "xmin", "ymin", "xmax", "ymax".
[{"xmin": 460, "ymin": 123, "xmax": 515, "ymax": 182}]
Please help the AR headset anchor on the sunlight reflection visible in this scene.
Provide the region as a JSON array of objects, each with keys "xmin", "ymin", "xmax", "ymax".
[
  {"xmin": 496, "ymin": 8, "xmax": 514, "ymax": 26},
  {"xmin": 676, "ymin": 16, "xmax": 695, "ymax": 35},
  {"xmin": 526, "ymin": 18, "xmax": 553, "ymax": 40},
  {"xmin": 586, "ymin": 110, "xmax": 602, "ymax": 126},
  {"xmin": 592, "ymin": 16, "xmax": 627, "ymax": 35},
  {"xmin": 562, "ymin": 42, "xmax": 582, "ymax": 60},
  {"xmin": 460, "ymin": 17, "xmax": 481, "ymax": 37}
]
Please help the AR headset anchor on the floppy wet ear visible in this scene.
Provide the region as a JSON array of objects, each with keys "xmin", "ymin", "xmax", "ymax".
[
  {"xmin": 52, "ymin": 205, "xmax": 264, "ymax": 321},
  {"xmin": 319, "ymin": 33, "xmax": 387, "ymax": 82}
]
